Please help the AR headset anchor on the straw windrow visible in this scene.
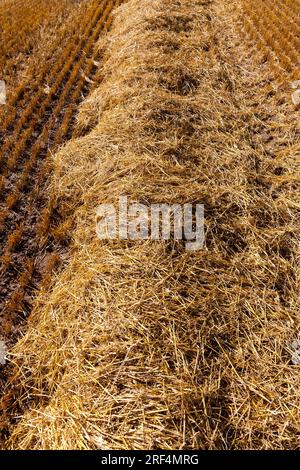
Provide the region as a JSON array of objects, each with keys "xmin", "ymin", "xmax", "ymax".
[{"xmin": 2, "ymin": 0, "xmax": 300, "ymax": 449}]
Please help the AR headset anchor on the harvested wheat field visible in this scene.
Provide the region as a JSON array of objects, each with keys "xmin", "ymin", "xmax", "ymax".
[{"xmin": 0, "ymin": 0, "xmax": 300, "ymax": 451}]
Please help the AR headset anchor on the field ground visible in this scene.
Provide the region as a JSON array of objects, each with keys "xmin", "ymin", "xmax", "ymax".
[
  {"xmin": 1, "ymin": 0, "xmax": 300, "ymax": 450},
  {"xmin": 0, "ymin": 0, "xmax": 120, "ymax": 346}
]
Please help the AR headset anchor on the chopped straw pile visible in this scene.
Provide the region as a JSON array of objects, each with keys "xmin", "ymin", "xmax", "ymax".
[{"xmin": 2, "ymin": 0, "xmax": 300, "ymax": 449}]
